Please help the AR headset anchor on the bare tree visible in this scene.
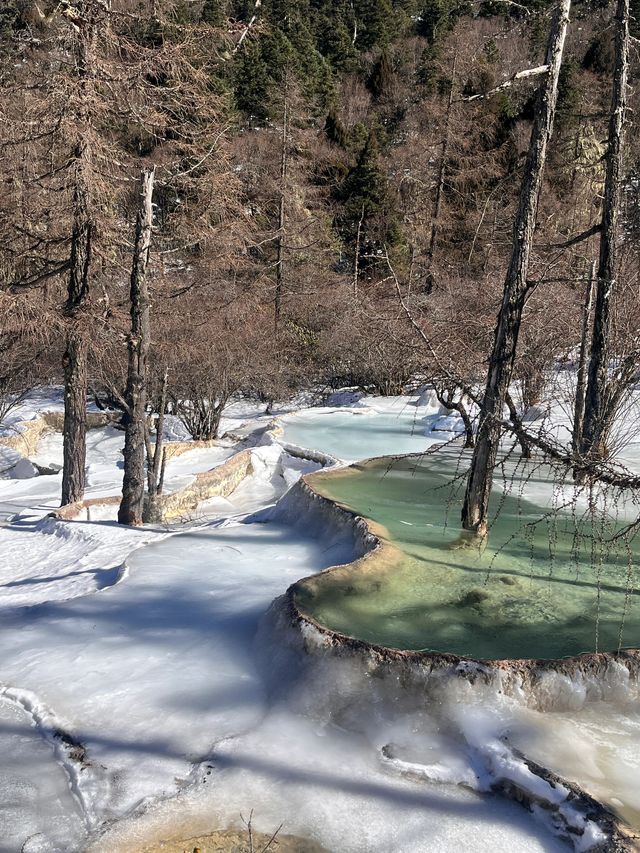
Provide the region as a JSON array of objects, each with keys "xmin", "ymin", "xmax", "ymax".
[
  {"xmin": 119, "ymin": 167, "xmax": 155, "ymax": 526},
  {"xmin": 580, "ymin": 0, "xmax": 631, "ymax": 461},
  {"xmin": 461, "ymin": 0, "xmax": 572, "ymax": 539},
  {"xmin": 144, "ymin": 368, "xmax": 168, "ymax": 524},
  {"xmin": 572, "ymin": 259, "xmax": 596, "ymax": 454},
  {"xmin": 61, "ymin": 0, "xmax": 105, "ymax": 506},
  {"xmin": 274, "ymin": 70, "xmax": 289, "ymax": 328}
]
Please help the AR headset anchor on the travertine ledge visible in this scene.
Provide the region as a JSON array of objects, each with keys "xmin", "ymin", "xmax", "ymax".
[{"xmin": 275, "ymin": 474, "xmax": 640, "ymax": 853}]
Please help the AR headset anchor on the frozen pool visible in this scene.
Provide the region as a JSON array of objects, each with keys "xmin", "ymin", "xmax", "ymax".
[
  {"xmin": 297, "ymin": 453, "xmax": 640, "ymax": 660},
  {"xmin": 279, "ymin": 396, "xmax": 458, "ymax": 461}
]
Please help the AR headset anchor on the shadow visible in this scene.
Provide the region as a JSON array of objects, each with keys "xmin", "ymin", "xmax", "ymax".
[
  {"xmin": 0, "ymin": 564, "xmax": 122, "ymax": 591},
  {"xmin": 0, "ymin": 718, "xmax": 567, "ymax": 851}
]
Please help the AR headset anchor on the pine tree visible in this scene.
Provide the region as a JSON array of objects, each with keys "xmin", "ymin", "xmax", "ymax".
[
  {"xmin": 368, "ymin": 50, "xmax": 394, "ymax": 98},
  {"xmin": 202, "ymin": 0, "xmax": 226, "ymax": 25},
  {"xmin": 234, "ymin": 40, "xmax": 273, "ymax": 119},
  {"xmin": 341, "ymin": 131, "xmax": 388, "ymax": 223},
  {"xmin": 353, "ymin": 0, "xmax": 395, "ymax": 50}
]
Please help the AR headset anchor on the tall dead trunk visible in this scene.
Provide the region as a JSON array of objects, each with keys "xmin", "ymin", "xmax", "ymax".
[
  {"xmin": 61, "ymin": 5, "xmax": 99, "ymax": 507},
  {"xmin": 580, "ymin": 0, "xmax": 629, "ymax": 461},
  {"xmin": 274, "ymin": 73, "xmax": 289, "ymax": 328},
  {"xmin": 353, "ymin": 203, "xmax": 364, "ymax": 299},
  {"xmin": 461, "ymin": 0, "xmax": 571, "ymax": 538},
  {"xmin": 143, "ymin": 368, "xmax": 168, "ymax": 524},
  {"xmin": 572, "ymin": 259, "xmax": 596, "ymax": 455},
  {"xmin": 426, "ymin": 53, "xmax": 456, "ymax": 288},
  {"xmin": 62, "ymin": 328, "xmax": 88, "ymax": 506},
  {"xmin": 119, "ymin": 167, "xmax": 155, "ymax": 526}
]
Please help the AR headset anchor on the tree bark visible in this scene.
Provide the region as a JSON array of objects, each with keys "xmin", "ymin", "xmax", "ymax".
[
  {"xmin": 572, "ymin": 259, "xmax": 596, "ymax": 455},
  {"xmin": 61, "ymin": 8, "xmax": 97, "ymax": 507},
  {"xmin": 461, "ymin": 0, "xmax": 571, "ymax": 538},
  {"xmin": 427, "ymin": 53, "xmax": 456, "ymax": 284},
  {"xmin": 580, "ymin": 0, "xmax": 629, "ymax": 461},
  {"xmin": 274, "ymin": 73, "xmax": 289, "ymax": 328},
  {"xmin": 143, "ymin": 368, "xmax": 168, "ymax": 524},
  {"xmin": 119, "ymin": 167, "xmax": 155, "ymax": 526},
  {"xmin": 61, "ymin": 329, "xmax": 88, "ymax": 506}
]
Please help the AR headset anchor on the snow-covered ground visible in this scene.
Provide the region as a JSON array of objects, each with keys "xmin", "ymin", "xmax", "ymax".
[{"xmin": 0, "ymin": 388, "xmax": 637, "ymax": 852}]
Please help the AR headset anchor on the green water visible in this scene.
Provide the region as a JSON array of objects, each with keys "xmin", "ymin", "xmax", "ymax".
[{"xmin": 297, "ymin": 453, "xmax": 640, "ymax": 660}]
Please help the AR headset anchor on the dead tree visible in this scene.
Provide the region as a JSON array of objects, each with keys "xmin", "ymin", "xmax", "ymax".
[
  {"xmin": 144, "ymin": 368, "xmax": 168, "ymax": 524},
  {"xmin": 119, "ymin": 167, "xmax": 155, "ymax": 526},
  {"xmin": 580, "ymin": 0, "xmax": 630, "ymax": 461},
  {"xmin": 461, "ymin": 0, "xmax": 572, "ymax": 538},
  {"xmin": 572, "ymin": 259, "xmax": 596, "ymax": 454},
  {"xmin": 353, "ymin": 204, "xmax": 365, "ymax": 299},
  {"xmin": 426, "ymin": 54, "xmax": 456, "ymax": 288},
  {"xmin": 61, "ymin": 2, "xmax": 99, "ymax": 507},
  {"xmin": 274, "ymin": 72, "xmax": 289, "ymax": 328},
  {"xmin": 434, "ymin": 384, "xmax": 474, "ymax": 448}
]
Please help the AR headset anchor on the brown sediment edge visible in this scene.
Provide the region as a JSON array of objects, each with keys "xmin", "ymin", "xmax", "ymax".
[
  {"xmin": 277, "ymin": 473, "xmax": 640, "ymax": 852},
  {"xmin": 158, "ymin": 447, "xmax": 253, "ymax": 521},
  {"xmin": 0, "ymin": 411, "xmax": 120, "ymax": 458},
  {"xmin": 284, "ymin": 470, "xmax": 640, "ymax": 691},
  {"xmin": 54, "ymin": 447, "xmax": 255, "ymax": 522},
  {"xmin": 120, "ymin": 827, "xmax": 329, "ymax": 853},
  {"xmin": 46, "ymin": 413, "xmax": 339, "ymax": 523}
]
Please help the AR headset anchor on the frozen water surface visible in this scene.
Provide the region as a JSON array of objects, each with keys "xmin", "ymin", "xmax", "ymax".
[
  {"xmin": 0, "ymin": 391, "xmax": 637, "ymax": 851},
  {"xmin": 279, "ymin": 396, "xmax": 456, "ymax": 461}
]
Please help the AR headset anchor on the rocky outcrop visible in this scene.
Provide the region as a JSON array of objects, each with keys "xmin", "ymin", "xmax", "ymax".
[
  {"xmin": 0, "ymin": 411, "xmax": 120, "ymax": 458},
  {"xmin": 54, "ymin": 448, "xmax": 255, "ymax": 523},
  {"xmin": 156, "ymin": 448, "xmax": 253, "ymax": 522}
]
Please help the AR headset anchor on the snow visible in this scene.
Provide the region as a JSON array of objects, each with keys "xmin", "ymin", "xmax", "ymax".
[
  {"xmin": 0, "ymin": 387, "xmax": 637, "ymax": 852},
  {"xmin": 0, "ymin": 695, "xmax": 85, "ymax": 852}
]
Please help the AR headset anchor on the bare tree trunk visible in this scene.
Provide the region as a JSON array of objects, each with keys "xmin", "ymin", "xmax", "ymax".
[
  {"xmin": 427, "ymin": 54, "xmax": 456, "ymax": 288},
  {"xmin": 572, "ymin": 259, "xmax": 596, "ymax": 455},
  {"xmin": 61, "ymin": 8, "xmax": 97, "ymax": 507},
  {"xmin": 143, "ymin": 368, "xmax": 168, "ymax": 524},
  {"xmin": 274, "ymin": 73, "xmax": 289, "ymax": 329},
  {"xmin": 119, "ymin": 167, "xmax": 155, "ymax": 526},
  {"xmin": 461, "ymin": 0, "xmax": 571, "ymax": 538},
  {"xmin": 353, "ymin": 203, "xmax": 364, "ymax": 299},
  {"xmin": 62, "ymin": 167, "xmax": 92, "ymax": 508},
  {"xmin": 62, "ymin": 328, "xmax": 88, "ymax": 505},
  {"xmin": 580, "ymin": 0, "xmax": 629, "ymax": 461}
]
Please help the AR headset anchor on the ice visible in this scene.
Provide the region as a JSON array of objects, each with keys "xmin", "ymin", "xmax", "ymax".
[
  {"xmin": 0, "ymin": 388, "xmax": 637, "ymax": 851},
  {"xmin": 279, "ymin": 396, "xmax": 451, "ymax": 462},
  {"xmin": 0, "ymin": 696, "xmax": 85, "ymax": 853}
]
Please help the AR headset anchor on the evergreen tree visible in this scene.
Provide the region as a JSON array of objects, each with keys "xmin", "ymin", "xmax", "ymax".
[
  {"xmin": 234, "ymin": 40, "xmax": 273, "ymax": 119},
  {"xmin": 341, "ymin": 131, "xmax": 388, "ymax": 221},
  {"xmin": 353, "ymin": 0, "xmax": 395, "ymax": 50},
  {"xmin": 202, "ymin": 0, "xmax": 226, "ymax": 25},
  {"xmin": 325, "ymin": 108, "xmax": 348, "ymax": 147},
  {"xmin": 368, "ymin": 50, "xmax": 394, "ymax": 98}
]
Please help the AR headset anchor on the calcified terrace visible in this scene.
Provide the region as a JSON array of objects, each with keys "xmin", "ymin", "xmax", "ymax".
[{"xmin": 282, "ymin": 450, "xmax": 640, "ymax": 675}]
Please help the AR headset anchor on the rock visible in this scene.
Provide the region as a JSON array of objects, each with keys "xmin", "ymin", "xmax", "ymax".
[
  {"xmin": 33, "ymin": 462, "xmax": 62, "ymax": 476},
  {"xmin": 457, "ymin": 588, "xmax": 490, "ymax": 607},
  {"xmin": 10, "ymin": 457, "xmax": 38, "ymax": 479}
]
